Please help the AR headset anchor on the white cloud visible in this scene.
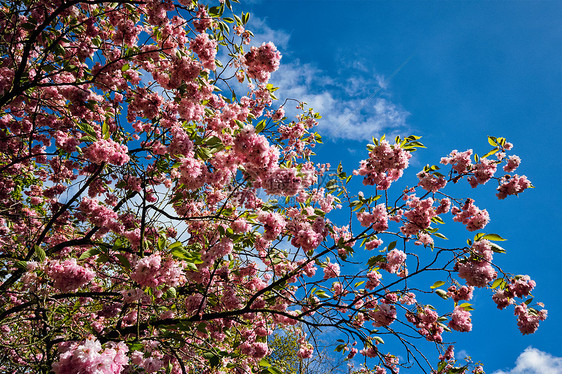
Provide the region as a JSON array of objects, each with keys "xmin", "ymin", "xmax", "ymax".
[
  {"xmin": 247, "ymin": 18, "xmax": 409, "ymax": 141},
  {"xmin": 493, "ymin": 347, "xmax": 562, "ymax": 374},
  {"xmin": 247, "ymin": 17, "xmax": 290, "ymax": 50}
]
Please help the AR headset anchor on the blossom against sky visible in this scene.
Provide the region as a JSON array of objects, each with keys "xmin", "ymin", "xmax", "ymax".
[{"xmin": 244, "ymin": 0, "xmax": 562, "ymax": 372}]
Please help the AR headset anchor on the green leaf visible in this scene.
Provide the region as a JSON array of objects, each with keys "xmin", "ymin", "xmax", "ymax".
[
  {"xmin": 79, "ymin": 248, "xmax": 100, "ymax": 260},
  {"xmin": 431, "ymin": 281, "xmax": 446, "ymax": 289},
  {"xmin": 14, "ymin": 261, "xmax": 27, "ymax": 270},
  {"xmin": 102, "ymin": 121, "xmax": 110, "ymax": 139},
  {"xmin": 474, "ymin": 232, "xmax": 486, "ymax": 241},
  {"xmin": 206, "ymin": 136, "xmax": 223, "ymax": 147},
  {"xmin": 458, "ymin": 302, "xmax": 475, "ymax": 311},
  {"xmin": 435, "ymin": 289, "xmax": 449, "ymax": 299},
  {"xmin": 166, "ymin": 287, "xmax": 177, "ymax": 298},
  {"xmin": 168, "ymin": 242, "xmax": 182, "ymax": 251},
  {"xmin": 431, "ymin": 216, "xmax": 445, "ymax": 224},
  {"xmin": 434, "ymin": 232, "xmax": 448, "ymax": 240},
  {"xmin": 316, "ymin": 290, "xmax": 329, "ymax": 299},
  {"xmin": 367, "ymin": 255, "xmax": 385, "ymax": 267},
  {"xmin": 488, "ymin": 136, "xmax": 498, "ymax": 147},
  {"xmin": 121, "ymin": 63, "xmax": 130, "ymax": 72},
  {"xmin": 387, "ymin": 240, "xmax": 397, "ymax": 251},
  {"xmin": 482, "ymin": 233, "xmax": 507, "ymax": 241},
  {"xmin": 491, "ymin": 278, "xmax": 505, "ymax": 289},
  {"xmin": 258, "ymin": 359, "xmax": 271, "ymax": 367},
  {"xmin": 482, "ymin": 148, "xmax": 499, "ymax": 159},
  {"xmin": 489, "ymin": 242, "xmax": 506, "ymax": 254},
  {"xmin": 115, "ymin": 254, "xmax": 131, "ymax": 269},
  {"xmin": 35, "ymin": 245, "xmax": 46, "ymax": 262},
  {"xmin": 268, "ymin": 367, "xmax": 283, "ymax": 374},
  {"xmin": 374, "ymin": 336, "xmax": 385, "ymax": 344},
  {"xmin": 128, "ymin": 342, "xmax": 144, "ymax": 351}
]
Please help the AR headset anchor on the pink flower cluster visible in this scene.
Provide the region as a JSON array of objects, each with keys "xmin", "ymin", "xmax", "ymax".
[
  {"xmin": 492, "ymin": 275, "xmax": 536, "ymax": 310},
  {"xmin": 258, "ymin": 211, "xmax": 286, "ymax": 241},
  {"xmin": 447, "ymin": 285, "xmax": 474, "ymax": 302},
  {"xmin": 457, "ymin": 260, "xmax": 496, "ymax": 288},
  {"xmin": 514, "ymin": 302, "xmax": 547, "ymax": 335},
  {"xmin": 79, "ymin": 197, "xmax": 120, "ymax": 231},
  {"xmin": 496, "ymin": 174, "xmax": 531, "ymax": 200},
  {"xmin": 406, "ymin": 307, "xmax": 444, "ymax": 343},
  {"xmin": 370, "ymin": 302, "xmax": 397, "ymax": 327},
  {"xmin": 365, "ymin": 270, "xmax": 382, "ymax": 290},
  {"xmin": 233, "ymin": 126, "xmax": 280, "ymax": 178},
  {"xmin": 440, "ymin": 149, "xmax": 473, "ymax": 173},
  {"xmin": 130, "ymin": 253, "xmax": 184, "ymax": 288},
  {"xmin": 263, "ymin": 167, "xmax": 302, "ymax": 196},
  {"xmin": 401, "ymin": 196, "xmax": 436, "ymax": 236},
  {"xmin": 451, "ymin": 199, "xmax": 490, "ymax": 232},
  {"xmin": 323, "ymin": 262, "xmax": 340, "ymax": 280},
  {"xmin": 417, "ymin": 171, "xmax": 447, "ymax": 192},
  {"xmin": 503, "ymin": 155, "xmax": 521, "ymax": 172},
  {"xmin": 357, "ymin": 204, "xmax": 389, "ymax": 232},
  {"xmin": 448, "ymin": 306, "xmax": 472, "ymax": 332},
  {"xmin": 193, "ymin": 5, "xmax": 213, "ymax": 32},
  {"xmin": 190, "ymin": 32, "xmax": 217, "ymax": 70},
  {"xmin": 46, "ymin": 259, "xmax": 95, "ymax": 292},
  {"xmin": 244, "ymin": 42, "xmax": 282, "ymax": 82},
  {"xmin": 239, "ymin": 341, "xmax": 269, "ymax": 359},
  {"xmin": 468, "ymin": 158, "xmax": 497, "ymax": 188},
  {"xmin": 52, "ymin": 337, "xmax": 128, "ymax": 374},
  {"xmin": 83, "ymin": 139, "xmax": 129, "ymax": 166},
  {"xmin": 354, "ymin": 140, "xmax": 412, "ymax": 190},
  {"xmin": 382, "ymin": 249, "xmax": 407, "ymax": 274},
  {"xmin": 297, "ymin": 341, "xmax": 314, "ymax": 359}
]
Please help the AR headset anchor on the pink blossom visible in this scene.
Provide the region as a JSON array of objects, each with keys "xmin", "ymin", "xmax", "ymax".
[
  {"xmin": 83, "ymin": 139, "xmax": 129, "ymax": 166},
  {"xmin": 323, "ymin": 262, "xmax": 340, "ymax": 279},
  {"xmin": 509, "ymin": 275, "xmax": 536, "ymax": 298},
  {"xmin": 439, "ymin": 345, "xmax": 455, "ymax": 361},
  {"xmin": 401, "ymin": 196, "xmax": 436, "ymax": 236},
  {"xmin": 514, "ymin": 302, "xmax": 547, "ymax": 335},
  {"xmin": 46, "ymin": 259, "xmax": 95, "ymax": 292},
  {"xmin": 447, "ymin": 285, "xmax": 474, "ymax": 302},
  {"xmin": 354, "ymin": 140, "xmax": 411, "ymax": 190},
  {"xmin": 384, "ymin": 249, "xmax": 407, "ymax": 274},
  {"xmin": 496, "ymin": 174, "xmax": 532, "ymax": 199},
  {"xmin": 297, "ymin": 343, "xmax": 313, "ymax": 359},
  {"xmin": 357, "ymin": 204, "xmax": 389, "ymax": 232},
  {"xmin": 452, "ymin": 199, "xmax": 490, "ymax": 232},
  {"xmin": 448, "ymin": 306, "xmax": 472, "ymax": 332},
  {"xmin": 492, "ymin": 289, "xmax": 513, "ymax": 310},
  {"xmin": 503, "ymin": 155, "xmax": 521, "ymax": 172},
  {"xmin": 457, "ymin": 260, "xmax": 497, "ymax": 288},
  {"xmin": 131, "ymin": 254, "xmax": 161, "ymax": 287},
  {"xmin": 417, "ymin": 171, "xmax": 447, "ymax": 192},
  {"xmin": 468, "ymin": 158, "xmax": 497, "ymax": 187},
  {"xmin": 366, "ymin": 270, "xmax": 381, "ymax": 290},
  {"xmin": 190, "ymin": 32, "xmax": 217, "ymax": 70},
  {"xmin": 52, "ymin": 337, "xmax": 128, "ymax": 374},
  {"xmin": 370, "ymin": 303, "xmax": 397, "ymax": 327},
  {"xmin": 440, "ymin": 149, "xmax": 472, "ymax": 174},
  {"xmin": 244, "ymin": 42, "xmax": 282, "ymax": 82}
]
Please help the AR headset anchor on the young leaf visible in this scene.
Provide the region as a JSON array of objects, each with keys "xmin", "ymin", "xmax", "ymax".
[{"xmin": 431, "ymin": 281, "xmax": 446, "ymax": 289}]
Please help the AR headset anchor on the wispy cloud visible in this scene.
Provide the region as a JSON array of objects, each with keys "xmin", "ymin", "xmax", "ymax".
[
  {"xmin": 248, "ymin": 18, "xmax": 410, "ymax": 141},
  {"xmin": 493, "ymin": 347, "xmax": 562, "ymax": 374}
]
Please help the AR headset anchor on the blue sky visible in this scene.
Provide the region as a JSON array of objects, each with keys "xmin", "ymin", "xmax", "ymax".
[{"xmin": 241, "ymin": 1, "xmax": 562, "ymax": 372}]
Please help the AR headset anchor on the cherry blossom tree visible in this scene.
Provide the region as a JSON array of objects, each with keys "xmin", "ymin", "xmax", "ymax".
[{"xmin": 0, "ymin": 0, "xmax": 546, "ymax": 373}]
